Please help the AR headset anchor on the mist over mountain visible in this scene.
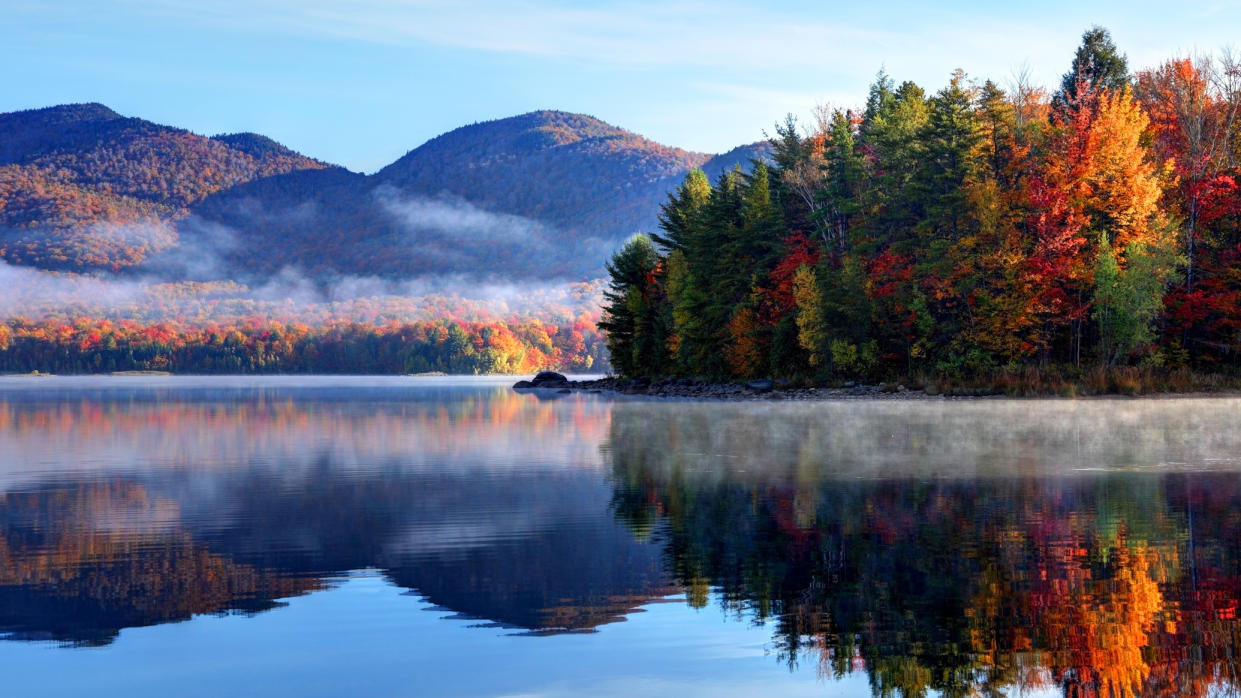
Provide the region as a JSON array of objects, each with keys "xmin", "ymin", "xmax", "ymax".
[
  {"xmin": 0, "ymin": 103, "xmax": 329, "ymax": 272},
  {"xmin": 0, "ymin": 104, "xmax": 768, "ymax": 282}
]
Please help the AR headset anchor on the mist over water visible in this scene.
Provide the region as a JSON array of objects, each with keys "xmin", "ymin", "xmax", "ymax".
[
  {"xmin": 605, "ymin": 397, "xmax": 1241, "ymax": 479},
  {"xmin": 2, "ymin": 378, "xmax": 1241, "ymax": 696}
]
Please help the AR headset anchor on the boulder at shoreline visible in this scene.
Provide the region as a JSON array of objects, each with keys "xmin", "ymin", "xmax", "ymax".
[{"xmin": 514, "ymin": 371, "xmax": 570, "ymax": 389}]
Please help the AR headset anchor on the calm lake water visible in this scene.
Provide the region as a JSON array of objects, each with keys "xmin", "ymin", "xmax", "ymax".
[{"xmin": 2, "ymin": 376, "xmax": 1241, "ymax": 697}]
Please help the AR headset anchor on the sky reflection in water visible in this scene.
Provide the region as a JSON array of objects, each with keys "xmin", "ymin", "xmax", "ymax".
[{"xmin": 0, "ymin": 376, "xmax": 1239, "ymax": 697}]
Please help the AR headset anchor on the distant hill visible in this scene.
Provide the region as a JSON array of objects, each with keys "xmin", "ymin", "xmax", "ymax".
[
  {"xmin": 0, "ymin": 103, "xmax": 328, "ymax": 271},
  {"xmin": 374, "ymin": 111, "xmax": 709, "ymax": 245},
  {"xmin": 0, "ymin": 105, "xmax": 769, "ymax": 280}
]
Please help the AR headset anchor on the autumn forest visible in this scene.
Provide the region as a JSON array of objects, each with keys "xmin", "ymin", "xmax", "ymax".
[
  {"xmin": 6, "ymin": 27, "xmax": 1241, "ymax": 382},
  {"xmin": 602, "ymin": 28, "xmax": 1241, "ymax": 390}
]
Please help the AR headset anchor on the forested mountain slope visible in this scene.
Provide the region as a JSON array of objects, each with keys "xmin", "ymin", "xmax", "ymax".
[
  {"xmin": 0, "ymin": 105, "xmax": 767, "ymax": 280},
  {"xmin": 0, "ymin": 103, "xmax": 328, "ymax": 271}
]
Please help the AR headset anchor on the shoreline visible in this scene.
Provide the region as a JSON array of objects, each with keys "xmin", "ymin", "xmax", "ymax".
[
  {"xmin": 560, "ymin": 376, "xmax": 950, "ymax": 400},
  {"xmin": 1, "ymin": 372, "xmax": 1236, "ymax": 400},
  {"xmin": 514, "ymin": 374, "xmax": 1241, "ymax": 401}
]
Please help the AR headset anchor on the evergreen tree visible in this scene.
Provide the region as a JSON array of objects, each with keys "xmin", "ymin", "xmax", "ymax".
[
  {"xmin": 599, "ymin": 234, "xmax": 660, "ymax": 377},
  {"xmin": 862, "ymin": 80, "xmax": 930, "ymax": 250},
  {"xmin": 862, "ymin": 69, "xmax": 897, "ymax": 135},
  {"xmin": 767, "ymin": 113, "xmax": 808, "ymax": 173},
  {"xmin": 1053, "ymin": 26, "xmax": 1130, "ymax": 116},
  {"xmin": 820, "ymin": 109, "xmax": 865, "ymax": 250},
  {"xmin": 651, "ymin": 169, "xmax": 710, "ymax": 253},
  {"xmin": 665, "ymin": 249, "xmax": 712, "ymax": 375},
  {"xmin": 915, "ymin": 71, "xmax": 982, "ymax": 243}
]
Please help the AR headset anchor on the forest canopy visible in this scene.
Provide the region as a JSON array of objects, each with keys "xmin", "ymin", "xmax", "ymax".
[{"xmin": 601, "ymin": 27, "xmax": 1241, "ymax": 386}]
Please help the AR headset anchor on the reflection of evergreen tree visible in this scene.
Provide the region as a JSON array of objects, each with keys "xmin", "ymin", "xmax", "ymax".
[{"xmin": 606, "ymin": 408, "xmax": 1241, "ymax": 697}]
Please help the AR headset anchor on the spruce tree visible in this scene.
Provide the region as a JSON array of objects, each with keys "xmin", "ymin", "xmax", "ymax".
[
  {"xmin": 599, "ymin": 235, "xmax": 660, "ymax": 377},
  {"xmin": 1052, "ymin": 26, "xmax": 1130, "ymax": 116},
  {"xmin": 652, "ymin": 169, "xmax": 710, "ymax": 253},
  {"xmin": 820, "ymin": 109, "xmax": 864, "ymax": 250}
]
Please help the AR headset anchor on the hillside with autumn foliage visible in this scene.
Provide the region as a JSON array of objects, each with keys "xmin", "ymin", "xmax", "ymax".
[
  {"xmin": 192, "ymin": 111, "xmax": 768, "ymax": 279},
  {"xmin": 0, "ymin": 103, "xmax": 330, "ymax": 271},
  {"xmin": 0, "ymin": 104, "xmax": 766, "ymax": 280},
  {"xmin": 0, "ymin": 102, "xmax": 776, "ymax": 374},
  {"xmin": 602, "ymin": 28, "xmax": 1241, "ymax": 388}
]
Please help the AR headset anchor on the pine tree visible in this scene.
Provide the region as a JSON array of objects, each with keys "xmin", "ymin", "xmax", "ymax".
[
  {"xmin": 1053, "ymin": 26, "xmax": 1130, "ymax": 118},
  {"xmin": 665, "ymin": 249, "xmax": 712, "ymax": 375},
  {"xmin": 651, "ymin": 169, "xmax": 711, "ymax": 254},
  {"xmin": 599, "ymin": 234, "xmax": 660, "ymax": 377},
  {"xmin": 863, "ymin": 80, "xmax": 930, "ymax": 251},
  {"xmin": 914, "ymin": 70, "xmax": 982, "ymax": 244},
  {"xmin": 820, "ymin": 109, "xmax": 865, "ymax": 250}
]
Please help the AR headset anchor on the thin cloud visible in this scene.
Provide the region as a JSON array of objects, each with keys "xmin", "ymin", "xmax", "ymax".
[{"xmin": 122, "ymin": 0, "xmax": 897, "ymax": 71}]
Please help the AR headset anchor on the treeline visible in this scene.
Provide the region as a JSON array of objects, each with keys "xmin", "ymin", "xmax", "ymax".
[
  {"xmin": 602, "ymin": 28, "xmax": 1241, "ymax": 384},
  {"xmin": 0, "ymin": 317, "xmax": 606, "ymax": 374}
]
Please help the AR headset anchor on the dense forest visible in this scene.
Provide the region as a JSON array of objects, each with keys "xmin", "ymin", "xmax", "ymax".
[
  {"xmin": 602, "ymin": 28, "xmax": 1241, "ymax": 390},
  {"xmin": 0, "ymin": 281, "xmax": 607, "ymax": 374},
  {"xmin": 0, "ymin": 316, "xmax": 603, "ymax": 375}
]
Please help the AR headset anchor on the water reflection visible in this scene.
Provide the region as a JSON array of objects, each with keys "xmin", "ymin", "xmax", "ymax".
[
  {"xmin": 0, "ymin": 378, "xmax": 670, "ymax": 644},
  {"xmin": 606, "ymin": 401, "xmax": 1241, "ymax": 698},
  {"xmin": 2, "ymin": 379, "xmax": 1241, "ymax": 698}
]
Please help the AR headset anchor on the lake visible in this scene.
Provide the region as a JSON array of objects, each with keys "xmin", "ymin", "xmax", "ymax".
[{"xmin": 1, "ymin": 376, "xmax": 1240, "ymax": 697}]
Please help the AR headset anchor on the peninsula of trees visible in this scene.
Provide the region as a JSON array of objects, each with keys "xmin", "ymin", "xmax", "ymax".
[{"xmin": 602, "ymin": 28, "xmax": 1241, "ymax": 392}]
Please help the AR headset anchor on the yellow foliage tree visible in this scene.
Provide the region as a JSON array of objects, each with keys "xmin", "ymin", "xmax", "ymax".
[
  {"xmin": 1085, "ymin": 88, "xmax": 1174, "ymax": 254},
  {"xmin": 725, "ymin": 306, "xmax": 762, "ymax": 378}
]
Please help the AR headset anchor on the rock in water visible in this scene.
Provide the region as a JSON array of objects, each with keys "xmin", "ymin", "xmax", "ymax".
[
  {"xmin": 533, "ymin": 371, "xmax": 568, "ymax": 384},
  {"xmin": 514, "ymin": 371, "xmax": 570, "ymax": 390},
  {"xmin": 747, "ymin": 379, "xmax": 774, "ymax": 392}
]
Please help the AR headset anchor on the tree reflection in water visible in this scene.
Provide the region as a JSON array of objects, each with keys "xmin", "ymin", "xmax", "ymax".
[
  {"xmin": 2, "ymin": 381, "xmax": 1241, "ymax": 698},
  {"xmin": 606, "ymin": 401, "xmax": 1241, "ymax": 698}
]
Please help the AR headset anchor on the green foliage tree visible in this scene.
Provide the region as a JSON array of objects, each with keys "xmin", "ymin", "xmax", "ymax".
[
  {"xmin": 792, "ymin": 266, "xmax": 829, "ymax": 370},
  {"xmin": 599, "ymin": 234, "xmax": 661, "ymax": 377},
  {"xmin": 820, "ymin": 109, "xmax": 865, "ymax": 249},
  {"xmin": 1094, "ymin": 234, "xmax": 1181, "ymax": 366}
]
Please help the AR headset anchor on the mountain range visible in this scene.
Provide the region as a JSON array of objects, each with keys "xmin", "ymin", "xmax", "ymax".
[{"xmin": 0, "ymin": 103, "xmax": 767, "ymax": 281}]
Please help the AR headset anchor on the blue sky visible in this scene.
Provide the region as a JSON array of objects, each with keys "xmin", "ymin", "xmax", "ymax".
[{"xmin": 5, "ymin": 1, "xmax": 1240, "ymax": 172}]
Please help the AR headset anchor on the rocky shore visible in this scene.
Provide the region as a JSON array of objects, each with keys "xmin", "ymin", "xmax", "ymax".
[{"xmin": 512, "ymin": 371, "xmax": 980, "ymax": 400}]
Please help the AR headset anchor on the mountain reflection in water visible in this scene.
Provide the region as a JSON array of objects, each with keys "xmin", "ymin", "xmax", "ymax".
[
  {"xmin": 1, "ymin": 377, "xmax": 1240, "ymax": 698},
  {"xmin": 0, "ymin": 377, "xmax": 669, "ymax": 645}
]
